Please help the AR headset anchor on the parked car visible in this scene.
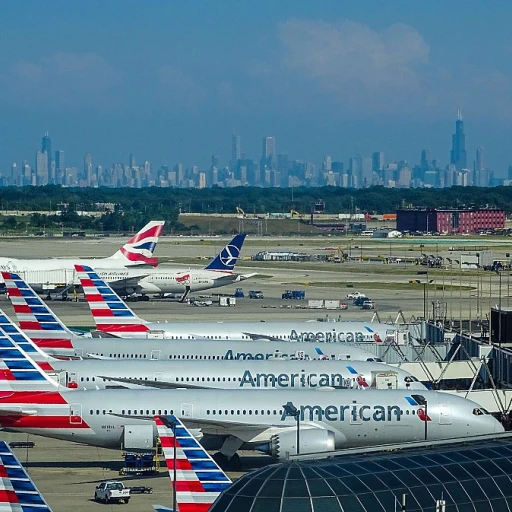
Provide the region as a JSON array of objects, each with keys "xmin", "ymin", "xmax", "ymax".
[
  {"xmin": 94, "ymin": 481, "xmax": 130, "ymax": 504},
  {"xmin": 361, "ymin": 300, "xmax": 375, "ymax": 310},
  {"xmin": 249, "ymin": 290, "xmax": 264, "ymax": 299},
  {"xmin": 346, "ymin": 291, "xmax": 365, "ymax": 299},
  {"xmin": 353, "ymin": 296, "xmax": 370, "ymax": 307}
]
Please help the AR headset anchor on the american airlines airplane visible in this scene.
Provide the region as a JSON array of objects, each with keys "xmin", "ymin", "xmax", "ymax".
[
  {"xmin": 0, "ymin": 220, "xmax": 165, "ymax": 274},
  {"xmin": 3, "ymin": 270, "xmax": 380, "ymax": 362},
  {"xmin": 90, "ymin": 233, "xmax": 255, "ymax": 301},
  {"xmin": 0, "ymin": 440, "xmax": 53, "ymax": 511},
  {"xmin": 153, "ymin": 415, "xmax": 232, "ymax": 512},
  {"xmin": 0, "ymin": 311, "xmax": 502, "ymax": 467},
  {"xmin": 76, "ymin": 264, "xmax": 410, "ymax": 343},
  {"xmin": 12, "ymin": 325, "xmax": 423, "ymax": 391}
]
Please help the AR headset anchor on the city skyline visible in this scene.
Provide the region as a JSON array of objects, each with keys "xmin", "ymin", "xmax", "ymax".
[
  {"xmin": 8, "ymin": 113, "xmax": 504, "ymax": 190},
  {"xmin": 1, "ymin": 2, "xmax": 512, "ymax": 175}
]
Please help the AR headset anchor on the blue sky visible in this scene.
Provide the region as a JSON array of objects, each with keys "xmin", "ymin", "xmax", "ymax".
[{"xmin": 1, "ymin": 1, "xmax": 512, "ymax": 176}]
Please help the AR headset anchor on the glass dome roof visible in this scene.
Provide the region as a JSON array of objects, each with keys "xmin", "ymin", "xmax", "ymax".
[{"xmin": 211, "ymin": 436, "xmax": 512, "ymax": 511}]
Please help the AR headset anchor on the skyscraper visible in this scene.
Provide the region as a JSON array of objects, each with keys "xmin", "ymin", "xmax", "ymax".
[
  {"xmin": 261, "ymin": 136, "xmax": 276, "ymax": 170},
  {"xmin": 231, "ymin": 135, "xmax": 241, "ymax": 169},
  {"xmin": 450, "ymin": 110, "xmax": 467, "ymax": 170},
  {"xmin": 41, "ymin": 132, "xmax": 51, "ymax": 183}
]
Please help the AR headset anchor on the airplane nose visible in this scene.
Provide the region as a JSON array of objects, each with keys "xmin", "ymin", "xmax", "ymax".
[{"xmin": 496, "ymin": 419, "xmax": 506, "ymax": 433}]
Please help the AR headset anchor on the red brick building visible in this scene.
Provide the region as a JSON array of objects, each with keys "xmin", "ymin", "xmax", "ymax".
[{"xmin": 396, "ymin": 208, "xmax": 505, "ymax": 234}]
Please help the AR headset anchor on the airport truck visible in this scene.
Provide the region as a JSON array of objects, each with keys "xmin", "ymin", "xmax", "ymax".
[{"xmin": 94, "ymin": 481, "xmax": 131, "ymax": 504}]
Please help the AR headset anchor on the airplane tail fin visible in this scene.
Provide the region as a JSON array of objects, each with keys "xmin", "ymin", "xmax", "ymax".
[
  {"xmin": 0, "ymin": 308, "xmax": 63, "ymax": 393},
  {"xmin": 75, "ymin": 264, "xmax": 150, "ymax": 336},
  {"xmin": 155, "ymin": 415, "xmax": 232, "ymax": 512},
  {"xmin": 2, "ymin": 271, "xmax": 76, "ymax": 356},
  {"xmin": 0, "ymin": 440, "xmax": 53, "ymax": 511},
  {"xmin": 108, "ymin": 220, "xmax": 165, "ymax": 267},
  {"xmin": 204, "ymin": 234, "xmax": 246, "ymax": 272}
]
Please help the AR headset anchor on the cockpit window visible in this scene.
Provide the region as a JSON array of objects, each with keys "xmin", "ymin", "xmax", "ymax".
[
  {"xmin": 404, "ymin": 376, "xmax": 419, "ymax": 383},
  {"xmin": 472, "ymin": 408, "xmax": 484, "ymax": 416}
]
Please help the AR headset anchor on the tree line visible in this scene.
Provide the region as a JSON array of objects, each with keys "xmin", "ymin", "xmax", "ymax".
[{"xmin": 0, "ymin": 184, "xmax": 510, "ymax": 233}]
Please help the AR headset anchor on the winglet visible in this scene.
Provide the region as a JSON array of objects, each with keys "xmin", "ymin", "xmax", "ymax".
[
  {"xmin": 155, "ymin": 415, "xmax": 232, "ymax": 512},
  {"xmin": 204, "ymin": 234, "xmax": 246, "ymax": 272},
  {"xmin": 0, "ymin": 440, "xmax": 53, "ymax": 511},
  {"xmin": 109, "ymin": 220, "xmax": 165, "ymax": 267},
  {"xmin": 75, "ymin": 265, "xmax": 149, "ymax": 336}
]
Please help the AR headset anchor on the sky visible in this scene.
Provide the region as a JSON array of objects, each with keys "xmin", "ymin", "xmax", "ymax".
[{"xmin": 1, "ymin": 1, "xmax": 512, "ymax": 176}]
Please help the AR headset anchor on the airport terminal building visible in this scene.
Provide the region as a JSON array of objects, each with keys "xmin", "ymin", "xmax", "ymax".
[
  {"xmin": 212, "ymin": 434, "xmax": 512, "ymax": 511},
  {"xmin": 396, "ymin": 207, "xmax": 505, "ymax": 234}
]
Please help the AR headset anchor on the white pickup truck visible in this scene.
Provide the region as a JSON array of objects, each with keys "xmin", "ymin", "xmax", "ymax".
[{"xmin": 94, "ymin": 481, "xmax": 131, "ymax": 504}]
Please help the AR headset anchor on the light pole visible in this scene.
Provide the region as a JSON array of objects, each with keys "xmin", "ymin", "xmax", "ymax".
[
  {"xmin": 283, "ymin": 402, "xmax": 300, "ymax": 455},
  {"xmin": 497, "ymin": 270, "xmax": 503, "ymax": 345}
]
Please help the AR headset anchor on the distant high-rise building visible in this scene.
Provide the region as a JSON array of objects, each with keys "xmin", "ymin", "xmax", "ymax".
[
  {"xmin": 323, "ymin": 155, "xmax": 332, "ymax": 172},
  {"xmin": 55, "ymin": 150, "xmax": 65, "ymax": 173},
  {"xmin": 35, "ymin": 151, "xmax": 48, "ymax": 185},
  {"xmin": 372, "ymin": 151, "xmax": 384, "ymax": 172},
  {"xmin": 261, "ymin": 136, "xmax": 276, "ymax": 170},
  {"xmin": 361, "ymin": 157, "xmax": 373, "ymax": 187},
  {"xmin": 211, "ymin": 154, "xmax": 219, "ymax": 169},
  {"xmin": 129, "ymin": 153, "xmax": 136, "ymax": 168},
  {"xmin": 231, "ymin": 135, "xmax": 241, "ymax": 169},
  {"xmin": 450, "ymin": 110, "xmax": 467, "ymax": 170},
  {"xmin": 475, "ymin": 146, "xmax": 485, "ymax": 171},
  {"xmin": 42, "ymin": 132, "xmax": 51, "ymax": 159},
  {"xmin": 420, "ymin": 149, "xmax": 431, "ymax": 170}
]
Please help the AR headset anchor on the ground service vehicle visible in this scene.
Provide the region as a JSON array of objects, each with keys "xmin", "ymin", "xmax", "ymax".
[
  {"xmin": 249, "ymin": 290, "xmax": 264, "ymax": 299},
  {"xmin": 346, "ymin": 291, "xmax": 365, "ymax": 299},
  {"xmin": 94, "ymin": 481, "xmax": 130, "ymax": 504}
]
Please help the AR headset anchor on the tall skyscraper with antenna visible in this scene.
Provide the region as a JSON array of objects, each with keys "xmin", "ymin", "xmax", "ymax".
[
  {"xmin": 231, "ymin": 134, "xmax": 241, "ymax": 170},
  {"xmin": 450, "ymin": 110, "xmax": 467, "ymax": 170}
]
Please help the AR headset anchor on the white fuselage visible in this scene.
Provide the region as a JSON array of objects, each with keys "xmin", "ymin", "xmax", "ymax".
[
  {"xmin": 119, "ymin": 320, "xmax": 406, "ymax": 344},
  {"xmin": 97, "ymin": 268, "xmax": 239, "ymax": 295},
  {"xmin": 0, "ymin": 257, "xmax": 143, "ymax": 273},
  {"xmin": 49, "ymin": 358, "xmax": 425, "ymax": 391},
  {"xmin": 39, "ymin": 337, "xmax": 381, "ymax": 362},
  {"xmin": 0, "ymin": 389, "xmax": 503, "ymax": 449}
]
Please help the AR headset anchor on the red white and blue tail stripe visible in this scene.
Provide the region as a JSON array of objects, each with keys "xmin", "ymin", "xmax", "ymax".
[
  {"xmin": 0, "ymin": 440, "xmax": 53, "ymax": 511},
  {"xmin": 2, "ymin": 271, "xmax": 75, "ymax": 355},
  {"xmin": 110, "ymin": 221, "xmax": 165, "ymax": 267},
  {"xmin": 154, "ymin": 415, "xmax": 232, "ymax": 512},
  {"xmin": 0, "ymin": 309, "xmax": 61, "ymax": 392},
  {"xmin": 75, "ymin": 265, "xmax": 149, "ymax": 335}
]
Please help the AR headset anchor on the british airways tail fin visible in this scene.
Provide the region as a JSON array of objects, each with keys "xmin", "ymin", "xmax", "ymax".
[
  {"xmin": 154, "ymin": 415, "xmax": 232, "ymax": 512},
  {"xmin": 108, "ymin": 220, "xmax": 165, "ymax": 267},
  {"xmin": 2, "ymin": 271, "xmax": 76, "ymax": 356},
  {"xmin": 0, "ymin": 440, "xmax": 53, "ymax": 511},
  {"xmin": 75, "ymin": 264, "xmax": 150, "ymax": 336},
  {"xmin": 204, "ymin": 234, "xmax": 246, "ymax": 272}
]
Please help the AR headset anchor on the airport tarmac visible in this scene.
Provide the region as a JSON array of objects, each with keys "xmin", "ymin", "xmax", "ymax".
[{"xmin": 0, "ymin": 234, "xmax": 505, "ymax": 510}]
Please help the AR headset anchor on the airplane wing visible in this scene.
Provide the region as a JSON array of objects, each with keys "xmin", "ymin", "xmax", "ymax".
[
  {"xmin": 242, "ymin": 332, "xmax": 282, "ymax": 341},
  {"xmin": 107, "ymin": 273, "xmax": 150, "ymax": 287},
  {"xmin": 235, "ymin": 273, "xmax": 258, "ymax": 281},
  {"xmin": 97, "ymin": 376, "xmax": 211, "ymax": 390}
]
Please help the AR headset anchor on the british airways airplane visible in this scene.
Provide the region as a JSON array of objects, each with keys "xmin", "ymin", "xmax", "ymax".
[
  {"xmin": 0, "ymin": 310, "xmax": 502, "ymax": 467},
  {"xmin": 0, "ymin": 220, "xmax": 165, "ymax": 273},
  {"xmin": 90, "ymin": 233, "xmax": 256, "ymax": 301},
  {"xmin": 75, "ymin": 264, "xmax": 409, "ymax": 344},
  {"xmin": 3, "ymin": 271, "xmax": 380, "ymax": 362}
]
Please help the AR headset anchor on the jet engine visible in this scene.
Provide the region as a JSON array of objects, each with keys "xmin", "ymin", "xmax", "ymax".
[{"xmin": 264, "ymin": 429, "xmax": 336, "ymax": 461}]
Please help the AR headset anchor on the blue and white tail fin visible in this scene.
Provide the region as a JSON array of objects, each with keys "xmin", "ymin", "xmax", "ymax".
[
  {"xmin": 0, "ymin": 440, "xmax": 53, "ymax": 511},
  {"xmin": 154, "ymin": 415, "xmax": 232, "ymax": 512},
  {"xmin": 2, "ymin": 271, "xmax": 77, "ymax": 357},
  {"xmin": 204, "ymin": 234, "xmax": 246, "ymax": 272},
  {"xmin": 109, "ymin": 220, "xmax": 165, "ymax": 268},
  {"xmin": 76, "ymin": 265, "xmax": 150, "ymax": 336}
]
